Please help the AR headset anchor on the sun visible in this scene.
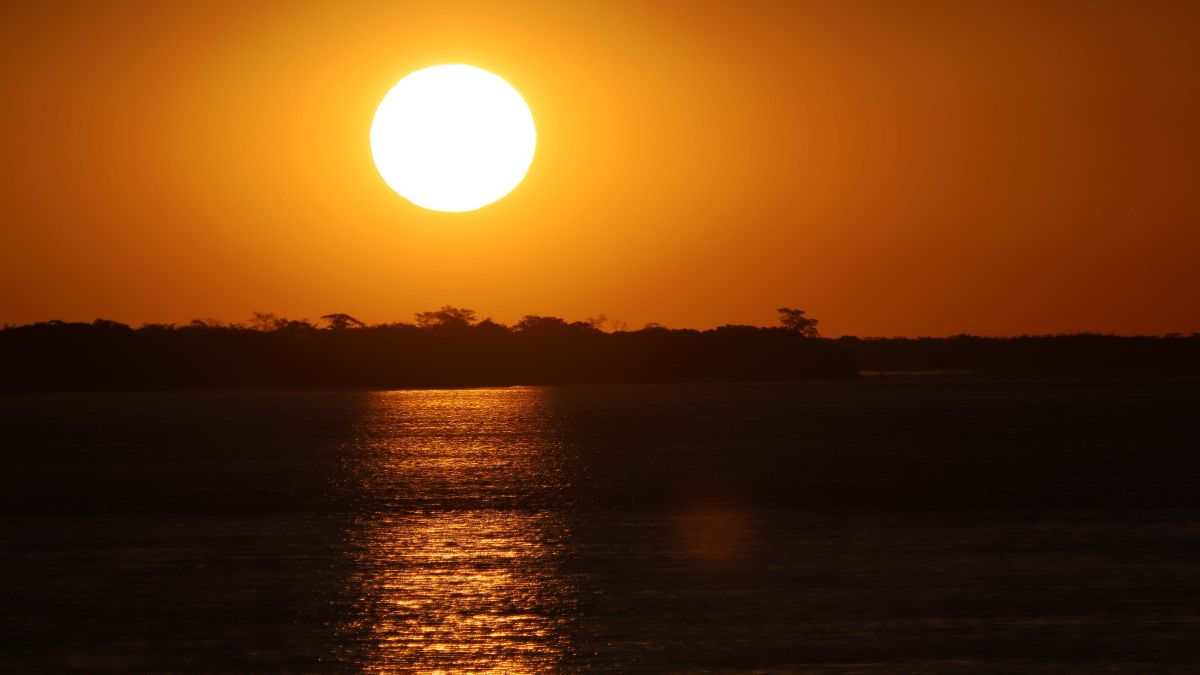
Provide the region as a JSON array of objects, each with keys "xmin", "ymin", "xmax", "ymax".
[{"xmin": 370, "ymin": 65, "xmax": 537, "ymax": 213}]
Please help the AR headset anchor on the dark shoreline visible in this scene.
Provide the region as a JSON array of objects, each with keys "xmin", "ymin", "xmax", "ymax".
[{"xmin": 3, "ymin": 319, "xmax": 1197, "ymax": 391}]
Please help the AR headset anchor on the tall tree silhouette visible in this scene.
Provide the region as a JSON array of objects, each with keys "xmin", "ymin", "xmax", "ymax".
[
  {"xmin": 415, "ymin": 306, "xmax": 477, "ymax": 329},
  {"xmin": 777, "ymin": 307, "xmax": 819, "ymax": 337},
  {"xmin": 321, "ymin": 313, "xmax": 365, "ymax": 330}
]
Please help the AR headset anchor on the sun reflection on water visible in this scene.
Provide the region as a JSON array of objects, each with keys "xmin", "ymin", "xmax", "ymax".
[{"xmin": 341, "ymin": 388, "xmax": 574, "ymax": 673}]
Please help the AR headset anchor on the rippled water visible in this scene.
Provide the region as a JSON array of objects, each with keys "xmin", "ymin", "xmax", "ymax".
[
  {"xmin": 3, "ymin": 381, "xmax": 1200, "ymax": 671},
  {"xmin": 340, "ymin": 390, "xmax": 574, "ymax": 672}
]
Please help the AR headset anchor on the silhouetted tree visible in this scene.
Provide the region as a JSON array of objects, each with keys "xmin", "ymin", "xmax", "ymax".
[
  {"xmin": 321, "ymin": 313, "xmax": 365, "ymax": 330},
  {"xmin": 250, "ymin": 312, "xmax": 279, "ymax": 331},
  {"xmin": 515, "ymin": 315, "xmax": 570, "ymax": 332},
  {"xmin": 415, "ymin": 306, "xmax": 477, "ymax": 329},
  {"xmin": 778, "ymin": 307, "xmax": 819, "ymax": 337},
  {"xmin": 474, "ymin": 318, "xmax": 510, "ymax": 334}
]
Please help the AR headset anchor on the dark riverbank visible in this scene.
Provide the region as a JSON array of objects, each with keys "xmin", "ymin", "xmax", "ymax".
[{"xmin": 2, "ymin": 318, "xmax": 1197, "ymax": 390}]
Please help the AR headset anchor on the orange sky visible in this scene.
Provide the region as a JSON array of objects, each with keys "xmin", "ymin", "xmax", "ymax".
[{"xmin": 2, "ymin": 1, "xmax": 1198, "ymax": 336}]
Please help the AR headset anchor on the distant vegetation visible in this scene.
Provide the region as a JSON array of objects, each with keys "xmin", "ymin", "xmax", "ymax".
[
  {"xmin": 0, "ymin": 307, "xmax": 851, "ymax": 390},
  {"xmin": 1, "ymin": 307, "xmax": 1196, "ymax": 390}
]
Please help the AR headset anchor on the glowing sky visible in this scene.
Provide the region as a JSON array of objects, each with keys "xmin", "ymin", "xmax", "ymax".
[{"xmin": 2, "ymin": 1, "xmax": 1197, "ymax": 335}]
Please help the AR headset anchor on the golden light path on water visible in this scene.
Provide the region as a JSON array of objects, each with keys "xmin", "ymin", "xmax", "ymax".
[{"xmin": 340, "ymin": 388, "xmax": 574, "ymax": 673}]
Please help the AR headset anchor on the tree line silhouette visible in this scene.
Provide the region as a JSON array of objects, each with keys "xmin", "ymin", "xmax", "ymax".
[
  {"xmin": 1, "ymin": 307, "xmax": 1196, "ymax": 390},
  {"xmin": 0, "ymin": 307, "xmax": 848, "ymax": 390}
]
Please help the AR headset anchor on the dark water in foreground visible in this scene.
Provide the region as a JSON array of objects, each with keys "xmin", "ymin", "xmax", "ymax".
[{"xmin": 3, "ymin": 381, "xmax": 1199, "ymax": 672}]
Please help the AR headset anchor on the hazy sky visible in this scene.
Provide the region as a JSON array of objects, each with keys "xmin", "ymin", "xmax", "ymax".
[{"xmin": 2, "ymin": 1, "xmax": 1198, "ymax": 336}]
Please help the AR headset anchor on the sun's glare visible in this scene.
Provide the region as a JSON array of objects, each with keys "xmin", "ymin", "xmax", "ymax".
[{"xmin": 370, "ymin": 65, "xmax": 537, "ymax": 213}]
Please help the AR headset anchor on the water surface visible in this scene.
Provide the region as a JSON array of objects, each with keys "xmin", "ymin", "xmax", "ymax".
[{"xmin": 3, "ymin": 381, "xmax": 1199, "ymax": 671}]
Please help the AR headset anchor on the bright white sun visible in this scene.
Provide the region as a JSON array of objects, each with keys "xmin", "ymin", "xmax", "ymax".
[{"xmin": 370, "ymin": 64, "xmax": 536, "ymax": 213}]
